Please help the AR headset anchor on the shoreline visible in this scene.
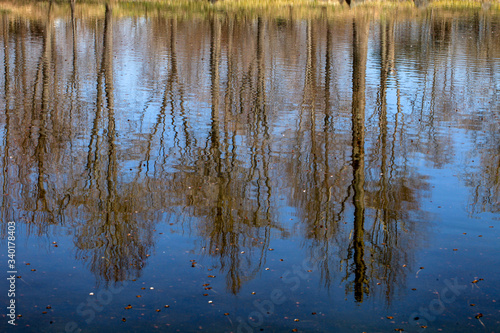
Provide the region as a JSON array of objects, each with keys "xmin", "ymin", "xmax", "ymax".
[{"xmin": 1, "ymin": 0, "xmax": 498, "ymax": 20}]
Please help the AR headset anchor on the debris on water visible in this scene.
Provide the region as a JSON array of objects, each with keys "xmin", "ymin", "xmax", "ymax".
[
  {"xmin": 386, "ymin": 316, "xmax": 394, "ymax": 319},
  {"xmin": 208, "ymin": 275, "xmax": 216, "ymax": 278},
  {"xmin": 122, "ymin": 318, "xmax": 126, "ymax": 322},
  {"xmin": 125, "ymin": 305, "xmax": 132, "ymax": 310}
]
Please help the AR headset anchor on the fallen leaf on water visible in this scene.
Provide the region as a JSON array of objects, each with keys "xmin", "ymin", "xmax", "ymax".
[
  {"xmin": 125, "ymin": 305, "xmax": 132, "ymax": 310},
  {"xmin": 387, "ymin": 316, "xmax": 394, "ymax": 319}
]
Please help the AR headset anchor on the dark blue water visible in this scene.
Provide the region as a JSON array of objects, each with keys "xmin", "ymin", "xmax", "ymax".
[{"xmin": 0, "ymin": 3, "xmax": 499, "ymax": 332}]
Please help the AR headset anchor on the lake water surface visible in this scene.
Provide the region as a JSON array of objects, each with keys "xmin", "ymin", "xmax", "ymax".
[{"xmin": 0, "ymin": 2, "xmax": 499, "ymax": 332}]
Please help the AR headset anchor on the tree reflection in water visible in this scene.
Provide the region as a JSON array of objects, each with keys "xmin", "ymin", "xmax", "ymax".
[{"xmin": 0, "ymin": 5, "xmax": 498, "ymax": 305}]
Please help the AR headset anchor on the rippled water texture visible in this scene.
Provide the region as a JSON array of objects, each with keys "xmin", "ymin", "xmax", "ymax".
[{"xmin": 0, "ymin": 2, "xmax": 499, "ymax": 332}]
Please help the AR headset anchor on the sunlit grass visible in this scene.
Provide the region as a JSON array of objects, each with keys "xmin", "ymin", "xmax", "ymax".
[{"xmin": 0, "ymin": 0, "xmax": 498, "ymax": 21}]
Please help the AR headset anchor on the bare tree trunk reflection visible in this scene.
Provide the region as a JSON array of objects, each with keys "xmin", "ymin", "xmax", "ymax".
[
  {"xmin": 1, "ymin": 15, "xmax": 12, "ymax": 225},
  {"xmin": 350, "ymin": 16, "xmax": 369, "ymax": 303}
]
